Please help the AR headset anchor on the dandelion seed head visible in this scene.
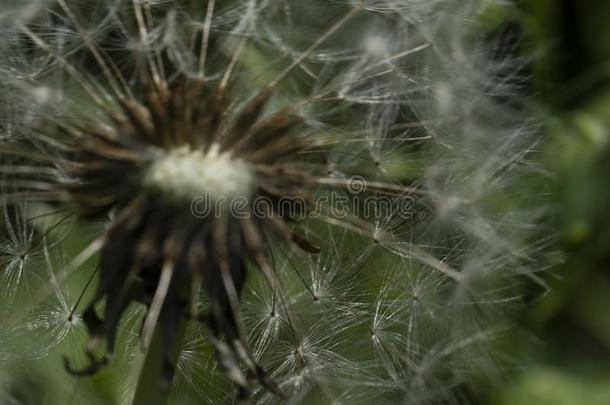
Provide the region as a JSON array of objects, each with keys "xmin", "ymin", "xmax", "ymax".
[{"xmin": 0, "ymin": 0, "xmax": 550, "ymax": 402}]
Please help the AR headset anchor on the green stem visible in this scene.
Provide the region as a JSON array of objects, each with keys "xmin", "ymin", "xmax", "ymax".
[{"xmin": 131, "ymin": 317, "xmax": 187, "ymax": 405}]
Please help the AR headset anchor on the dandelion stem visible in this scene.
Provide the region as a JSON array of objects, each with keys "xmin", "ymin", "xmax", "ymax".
[{"xmin": 131, "ymin": 301, "xmax": 188, "ymax": 405}]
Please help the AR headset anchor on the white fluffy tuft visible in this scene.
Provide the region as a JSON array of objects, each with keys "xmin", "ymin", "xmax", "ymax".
[{"xmin": 144, "ymin": 145, "xmax": 255, "ymax": 203}]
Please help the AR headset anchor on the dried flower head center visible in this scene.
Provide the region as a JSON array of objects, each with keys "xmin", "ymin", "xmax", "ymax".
[{"xmin": 144, "ymin": 144, "xmax": 255, "ymax": 203}]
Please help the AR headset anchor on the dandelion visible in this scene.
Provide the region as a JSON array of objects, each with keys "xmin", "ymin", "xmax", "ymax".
[{"xmin": 0, "ymin": 1, "xmax": 547, "ymax": 404}]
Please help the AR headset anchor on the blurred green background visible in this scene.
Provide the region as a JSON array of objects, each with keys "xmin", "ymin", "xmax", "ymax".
[{"xmin": 484, "ymin": 1, "xmax": 610, "ymax": 404}]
